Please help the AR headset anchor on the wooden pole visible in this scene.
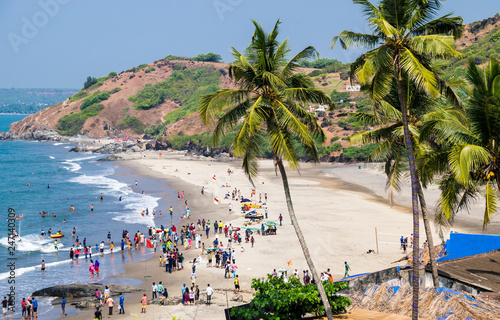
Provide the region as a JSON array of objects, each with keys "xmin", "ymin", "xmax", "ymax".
[{"xmin": 375, "ymin": 227, "xmax": 379, "ymax": 254}]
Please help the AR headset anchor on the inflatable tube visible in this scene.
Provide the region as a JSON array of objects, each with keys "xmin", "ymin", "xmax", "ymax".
[{"xmin": 50, "ymin": 233, "xmax": 64, "ymax": 238}]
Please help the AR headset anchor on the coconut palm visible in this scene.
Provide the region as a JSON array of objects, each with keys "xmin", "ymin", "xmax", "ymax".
[
  {"xmin": 332, "ymin": 1, "xmax": 463, "ymax": 318},
  {"xmin": 198, "ymin": 20, "xmax": 335, "ymax": 319},
  {"xmin": 351, "ymin": 71, "xmax": 465, "ymax": 286},
  {"xmin": 420, "ymin": 58, "xmax": 500, "ymax": 229}
]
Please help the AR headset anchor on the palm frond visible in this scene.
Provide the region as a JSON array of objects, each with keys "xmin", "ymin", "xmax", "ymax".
[
  {"xmin": 400, "ymin": 48, "xmax": 439, "ymax": 96},
  {"xmin": 409, "ymin": 35, "xmax": 462, "ymax": 59},
  {"xmin": 449, "ymin": 144, "xmax": 491, "ymax": 185},
  {"xmin": 332, "ymin": 31, "xmax": 381, "ymax": 50},
  {"xmin": 198, "ymin": 89, "xmax": 251, "ymax": 125},
  {"xmin": 280, "ymin": 46, "xmax": 318, "ymax": 78},
  {"xmin": 484, "ymin": 180, "xmax": 498, "ymax": 229}
]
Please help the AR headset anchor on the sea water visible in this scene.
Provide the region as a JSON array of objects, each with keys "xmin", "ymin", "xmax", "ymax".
[{"xmin": 0, "ymin": 116, "xmax": 177, "ymax": 318}]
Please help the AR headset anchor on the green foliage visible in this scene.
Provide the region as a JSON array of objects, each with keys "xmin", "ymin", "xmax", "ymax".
[
  {"xmin": 56, "ymin": 104, "xmax": 104, "ymax": 136},
  {"xmin": 127, "ymin": 66, "xmax": 220, "ymax": 118},
  {"xmin": 144, "ymin": 123, "xmax": 167, "ymax": 138},
  {"xmin": 330, "ymin": 136, "xmax": 340, "ymax": 143},
  {"xmin": 83, "ymin": 76, "xmax": 97, "ymax": 89},
  {"xmin": 128, "ymin": 83, "xmax": 166, "ymax": 110},
  {"xmin": 193, "ymin": 52, "xmax": 223, "ymax": 62},
  {"xmin": 108, "ymin": 71, "xmax": 117, "ymax": 77},
  {"xmin": 343, "ymin": 143, "xmax": 380, "ymax": 161},
  {"xmin": 318, "ymin": 142, "xmax": 343, "ymax": 157},
  {"xmin": 331, "ymin": 90, "xmax": 351, "ymax": 102},
  {"xmin": 230, "ymin": 275, "xmax": 351, "ymax": 319},
  {"xmin": 165, "ymin": 132, "xmax": 211, "ymax": 149},
  {"xmin": 69, "ymin": 90, "xmax": 89, "ymax": 102},
  {"xmin": 110, "ymin": 87, "xmax": 121, "ymax": 94},
  {"xmin": 116, "ymin": 117, "xmax": 145, "ymax": 134},
  {"xmin": 164, "ymin": 54, "xmax": 190, "ymax": 61},
  {"xmin": 145, "ymin": 66, "xmax": 155, "ymax": 73},
  {"xmin": 308, "ymin": 70, "xmax": 322, "ymax": 77},
  {"xmin": 80, "ymin": 91, "xmax": 111, "ymax": 110}
]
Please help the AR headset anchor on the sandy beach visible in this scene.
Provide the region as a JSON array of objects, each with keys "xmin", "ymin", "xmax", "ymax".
[{"xmin": 61, "ymin": 149, "xmax": 496, "ymax": 320}]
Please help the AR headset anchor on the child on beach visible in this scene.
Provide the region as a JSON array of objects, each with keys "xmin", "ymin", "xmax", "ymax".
[{"xmin": 141, "ymin": 294, "xmax": 147, "ymax": 313}]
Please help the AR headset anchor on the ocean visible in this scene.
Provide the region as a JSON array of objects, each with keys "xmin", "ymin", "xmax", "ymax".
[{"xmin": 0, "ymin": 115, "xmax": 177, "ymax": 318}]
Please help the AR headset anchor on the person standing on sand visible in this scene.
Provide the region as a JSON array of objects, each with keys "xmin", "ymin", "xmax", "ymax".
[
  {"xmin": 344, "ymin": 261, "xmax": 351, "ymax": 278},
  {"xmin": 141, "ymin": 294, "xmax": 147, "ymax": 313},
  {"xmin": 152, "ymin": 282, "xmax": 157, "ymax": 299},
  {"xmin": 234, "ymin": 275, "xmax": 240, "ymax": 294},
  {"xmin": 201, "ymin": 186, "xmax": 204, "ymax": 195},
  {"xmin": 118, "ymin": 293, "xmax": 124, "ymax": 314},
  {"xmin": 279, "ymin": 214, "xmax": 283, "ymax": 226},
  {"xmin": 251, "ymin": 236, "xmax": 255, "ymax": 248},
  {"xmin": 228, "ymin": 203, "xmax": 232, "ymax": 214},
  {"xmin": 61, "ymin": 296, "xmax": 67, "ymax": 316},
  {"xmin": 206, "ymin": 284, "xmax": 213, "ymax": 305},
  {"xmin": 107, "ymin": 296, "xmax": 113, "ymax": 315}
]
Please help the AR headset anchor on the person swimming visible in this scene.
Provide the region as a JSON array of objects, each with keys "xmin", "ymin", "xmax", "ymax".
[{"xmin": 41, "ymin": 229, "xmax": 45, "ymax": 236}]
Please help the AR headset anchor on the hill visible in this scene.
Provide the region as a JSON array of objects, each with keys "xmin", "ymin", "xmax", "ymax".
[{"xmin": 445, "ymin": 14, "xmax": 500, "ymax": 77}]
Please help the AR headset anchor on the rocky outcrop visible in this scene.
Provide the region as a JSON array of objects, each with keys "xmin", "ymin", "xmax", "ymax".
[
  {"xmin": 145, "ymin": 139, "xmax": 172, "ymax": 151},
  {"xmin": 0, "ymin": 129, "xmax": 64, "ymax": 141},
  {"xmin": 92, "ymin": 141, "xmax": 141, "ymax": 154},
  {"xmin": 32, "ymin": 283, "xmax": 140, "ymax": 299}
]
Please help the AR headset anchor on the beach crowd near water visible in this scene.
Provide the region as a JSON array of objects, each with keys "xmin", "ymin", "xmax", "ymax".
[{"xmin": 2, "ymin": 141, "xmax": 490, "ymax": 320}]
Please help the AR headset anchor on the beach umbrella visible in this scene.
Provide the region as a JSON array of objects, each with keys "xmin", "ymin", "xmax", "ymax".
[{"xmin": 265, "ymin": 221, "xmax": 277, "ymax": 227}]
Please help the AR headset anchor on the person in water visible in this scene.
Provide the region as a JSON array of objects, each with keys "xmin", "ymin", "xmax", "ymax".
[{"xmin": 54, "ymin": 240, "xmax": 58, "ymax": 250}]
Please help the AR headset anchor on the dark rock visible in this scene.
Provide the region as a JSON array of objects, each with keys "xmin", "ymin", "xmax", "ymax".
[
  {"xmin": 32, "ymin": 283, "xmax": 140, "ymax": 299},
  {"xmin": 97, "ymin": 155, "xmax": 123, "ymax": 161}
]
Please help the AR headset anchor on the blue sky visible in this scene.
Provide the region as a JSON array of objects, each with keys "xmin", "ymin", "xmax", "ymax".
[{"xmin": 0, "ymin": 0, "xmax": 498, "ymax": 88}]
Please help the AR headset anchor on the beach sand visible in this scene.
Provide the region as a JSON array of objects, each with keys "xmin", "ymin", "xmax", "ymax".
[{"xmin": 63, "ymin": 150, "xmax": 496, "ymax": 320}]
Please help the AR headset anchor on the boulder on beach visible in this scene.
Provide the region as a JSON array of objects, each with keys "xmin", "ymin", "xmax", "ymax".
[{"xmin": 32, "ymin": 283, "xmax": 140, "ymax": 299}]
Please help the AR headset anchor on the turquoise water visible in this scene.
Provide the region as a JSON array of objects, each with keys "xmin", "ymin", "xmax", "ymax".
[
  {"xmin": 0, "ymin": 114, "xmax": 28, "ymax": 132},
  {"xmin": 0, "ymin": 116, "xmax": 178, "ymax": 319}
]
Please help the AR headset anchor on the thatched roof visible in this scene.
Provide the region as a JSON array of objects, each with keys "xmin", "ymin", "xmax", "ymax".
[{"xmin": 347, "ymin": 283, "xmax": 500, "ymax": 319}]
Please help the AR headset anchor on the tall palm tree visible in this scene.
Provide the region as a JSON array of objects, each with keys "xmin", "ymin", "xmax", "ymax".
[
  {"xmin": 351, "ymin": 72, "xmax": 465, "ymax": 286},
  {"xmin": 199, "ymin": 20, "xmax": 335, "ymax": 319},
  {"xmin": 421, "ymin": 58, "xmax": 500, "ymax": 229},
  {"xmin": 332, "ymin": 1, "xmax": 463, "ymax": 318}
]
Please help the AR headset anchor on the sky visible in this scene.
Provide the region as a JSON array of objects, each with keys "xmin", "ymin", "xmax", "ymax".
[{"xmin": 0, "ymin": 0, "xmax": 498, "ymax": 88}]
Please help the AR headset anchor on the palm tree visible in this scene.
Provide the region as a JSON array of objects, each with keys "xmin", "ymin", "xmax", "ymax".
[
  {"xmin": 351, "ymin": 72, "xmax": 465, "ymax": 285},
  {"xmin": 199, "ymin": 20, "xmax": 335, "ymax": 319},
  {"xmin": 332, "ymin": 1, "xmax": 463, "ymax": 318},
  {"xmin": 421, "ymin": 58, "xmax": 500, "ymax": 229}
]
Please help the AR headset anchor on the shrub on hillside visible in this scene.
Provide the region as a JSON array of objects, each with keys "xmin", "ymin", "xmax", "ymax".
[
  {"xmin": 116, "ymin": 117, "xmax": 145, "ymax": 134},
  {"xmin": 80, "ymin": 91, "xmax": 111, "ymax": 110}
]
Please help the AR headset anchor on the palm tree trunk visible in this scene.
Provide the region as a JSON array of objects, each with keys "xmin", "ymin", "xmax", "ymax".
[
  {"xmin": 397, "ymin": 65, "xmax": 420, "ymax": 320},
  {"xmin": 417, "ymin": 185, "xmax": 439, "ymax": 286},
  {"xmin": 276, "ymin": 159, "xmax": 334, "ymax": 320}
]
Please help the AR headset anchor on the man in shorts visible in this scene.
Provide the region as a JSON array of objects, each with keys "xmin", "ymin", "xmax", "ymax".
[
  {"xmin": 206, "ymin": 284, "xmax": 213, "ymax": 305},
  {"xmin": 234, "ymin": 275, "xmax": 240, "ymax": 294},
  {"xmin": 2, "ymin": 297, "xmax": 7, "ymax": 316},
  {"xmin": 32, "ymin": 297, "xmax": 38, "ymax": 319}
]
